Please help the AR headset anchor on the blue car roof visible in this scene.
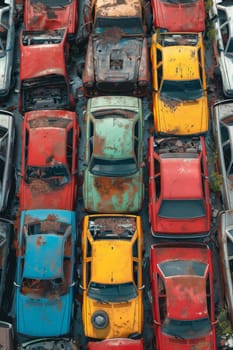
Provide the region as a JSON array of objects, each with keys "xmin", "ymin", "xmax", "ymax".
[{"xmin": 23, "ymin": 234, "xmax": 64, "ymax": 279}]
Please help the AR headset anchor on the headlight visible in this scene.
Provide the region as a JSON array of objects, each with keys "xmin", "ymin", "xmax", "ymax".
[{"xmin": 91, "ymin": 310, "xmax": 109, "ymax": 329}]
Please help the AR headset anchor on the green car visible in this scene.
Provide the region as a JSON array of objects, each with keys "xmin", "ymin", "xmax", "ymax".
[{"xmin": 83, "ymin": 96, "xmax": 144, "ymax": 213}]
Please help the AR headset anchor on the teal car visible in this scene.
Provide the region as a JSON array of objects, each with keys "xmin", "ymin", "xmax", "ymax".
[{"xmin": 83, "ymin": 96, "xmax": 144, "ymax": 213}]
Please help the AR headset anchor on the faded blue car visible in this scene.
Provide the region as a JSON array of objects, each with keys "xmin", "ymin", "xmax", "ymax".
[{"xmin": 14, "ymin": 209, "xmax": 76, "ymax": 338}]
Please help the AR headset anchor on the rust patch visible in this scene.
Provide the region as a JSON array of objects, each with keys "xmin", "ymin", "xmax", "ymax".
[
  {"xmin": 160, "ymin": 96, "xmax": 180, "ymax": 110},
  {"xmin": 99, "ymin": 27, "xmax": 124, "ymax": 45},
  {"xmin": 36, "ymin": 235, "xmax": 46, "ymax": 246}
]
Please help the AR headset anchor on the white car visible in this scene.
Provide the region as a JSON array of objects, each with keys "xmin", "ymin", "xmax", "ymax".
[
  {"xmin": 210, "ymin": 0, "xmax": 233, "ymax": 97},
  {"xmin": 0, "ymin": 0, "xmax": 15, "ymax": 97},
  {"xmin": 212, "ymin": 100, "xmax": 233, "ymax": 209}
]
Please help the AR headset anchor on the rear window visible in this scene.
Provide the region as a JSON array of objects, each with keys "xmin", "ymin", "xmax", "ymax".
[
  {"xmin": 159, "ymin": 199, "xmax": 205, "ymax": 219},
  {"xmin": 159, "ymin": 260, "xmax": 207, "ymax": 277}
]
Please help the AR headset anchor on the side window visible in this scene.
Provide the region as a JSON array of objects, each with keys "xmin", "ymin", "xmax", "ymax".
[
  {"xmin": 86, "ymin": 238, "xmax": 92, "ymax": 258},
  {"xmin": 133, "ymin": 261, "xmax": 139, "ymax": 287},
  {"xmin": 86, "ymin": 261, "xmax": 91, "ymax": 287},
  {"xmin": 206, "ymin": 274, "xmax": 211, "ymax": 318},
  {"xmin": 218, "ymin": 8, "xmax": 227, "ymax": 26},
  {"xmin": 156, "ymin": 48, "xmax": 162, "ymax": 65},
  {"xmin": 198, "ymin": 49, "xmax": 203, "ymax": 85},
  {"xmin": 157, "ymin": 66, "xmax": 162, "ymax": 89},
  {"xmin": 66, "ymin": 128, "xmax": 73, "ymax": 172},
  {"xmin": 220, "ymin": 123, "xmax": 229, "ymax": 143},
  {"xmin": 132, "ymin": 240, "xmax": 138, "ymax": 258},
  {"xmin": 134, "ymin": 139, "xmax": 138, "ymax": 162},
  {"xmin": 135, "ymin": 121, "xmax": 139, "ymax": 138},
  {"xmin": 220, "ymin": 22, "xmax": 229, "ymax": 49},
  {"xmin": 25, "ymin": 129, "xmax": 29, "ymax": 165},
  {"xmin": 2, "ymin": 9, "xmax": 9, "ymax": 28},
  {"xmin": 157, "ymin": 274, "xmax": 167, "ymax": 323},
  {"xmin": 223, "ymin": 143, "xmax": 231, "ymax": 172}
]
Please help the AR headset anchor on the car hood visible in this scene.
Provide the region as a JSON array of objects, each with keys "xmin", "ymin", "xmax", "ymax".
[
  {"xmin": 16, "ymin": 293, "xmax": 71, "ymax": 337},
  {"xmin": 155, "ymin": 0, "xmax": 205, "ymax": 32},
  {"xmin": 25, "ymin": 3, "xmax": 75, "ymax": 34},
  {"xmin": 85, "ymin": 297, "xmax": 141, "ymax": 339},
  {"xmin": 93, "ymin": 35, "xmax": 143, "ymax": 83},
  {"xmin": 158, "ymin": 332, "xmax": 215, "ymax": 350},
  {"xmin": 20, "ymin": 179, "xmax": 74, "ymax": 210},
  {"xmin": 156, "ymin": 95, "xmax": 208, "ymax": 135},
  {"xmin": 83, "ymin": 170, "xmax": 143, "ymax": 212}
]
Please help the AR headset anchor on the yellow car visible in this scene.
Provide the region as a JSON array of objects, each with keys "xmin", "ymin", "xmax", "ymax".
[
  {"xmin": 151, "ymin": 32, "xmax": 209, "ymax": 135},
  {"xmin": 81, "ymin": 214, "xmax": 144, "ymax": 339}
]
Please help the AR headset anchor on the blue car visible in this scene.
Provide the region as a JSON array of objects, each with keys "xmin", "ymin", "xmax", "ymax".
[{"xmin": 14, "ymin": 209, "xmax": 76, "ymax": 338}]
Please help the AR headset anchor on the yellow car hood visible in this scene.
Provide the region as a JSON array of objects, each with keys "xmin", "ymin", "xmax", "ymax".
[
  {"xmin": 155, "ymin": 95, "xmax": 209, "ymax": 135},
  {"xmin": 84, "ymin": 296, "xmax": 142, "ymax": 339}
]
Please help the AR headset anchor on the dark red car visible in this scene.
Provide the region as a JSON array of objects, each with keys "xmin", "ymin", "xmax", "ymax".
[
  {"xmin": 19, "ymin": 109, "xmax": 79, "ymax": 210},
  {"xmin": 24, "ymin": 0, "xmax": 78, "ymax": 39},
  {"xmin": 19, "ymin": 28, "xmax": 75, "ymax": 114},
  {"xmin": 148, "ymin": 136, "xmax": 211, "ymax": 238},
  {"xmin": 88, "ymin": 339, "xmax": 144, "ymax": 349},
  {"xmin": 150, "ymin": 242, "xmax": 217, "ymax": 350},
  {"xmin": 151, "ymin": 0, "xmax": 205, "ymax": 32}
]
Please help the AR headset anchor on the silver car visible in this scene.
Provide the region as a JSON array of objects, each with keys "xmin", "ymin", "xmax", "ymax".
[
  {"xmin": 0, "ymin": 0, "xmax": 15, "ymax": 97},
  {"xmin": 0, "ymin": 321, "xmax": 14, "ymax": 349},
  {"xmin": 218, "ymin": 210, "xmax": 233, "ymax": 327},
  {"xmin": 212, "ymin": 100, "xmax": 233, "ymax": 209},
  {"xmin": 210, "ymin": 0, "xmax": 233, "ymax": 97},
  {"xmin": 0, "ymin": 110, "xmax": 15, "ymax": 212},
  {"xmin": 18, "ymin": 338, "xmax": 79, "ymax": 349}
]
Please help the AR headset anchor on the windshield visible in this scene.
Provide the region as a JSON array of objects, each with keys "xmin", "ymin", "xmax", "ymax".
[
  {"xmin": 161, "ymin": 0, "xmax": 197, "ymax": 3},
  {"xmin": 89, "ymin": 157, "xmax": 137, "ymax": 176},
  {"xmin": 21, "ymin": 278, "xmax": 68, "ymax": 297},
  {"xmin": 22, "ymin": 75, "xmax": 71, "ymax": 113},
  {"xmin": 87, "ymin": 282, "xmax": 137, "ymax": 302},
  {"xmin": 162, "ymin": 318, "xmax": 211, "ymax": 339},
  {"xmin": 94, "ymin": 17, "xmax": 144, "ymax": 35},
  {"xmin": 159, "ymin": 260, "xmax": 207, "ymax": 277},
  {"xmin": 25, "ymin": 165, "xmax": 69, "ymax": 185},
  {"xmin": 160, "ymin": 79, "xmax": 203, "ymax": 100},
  {"xmin": 159, "ymin": 199, "xmax": 206, "ymax": 219}
]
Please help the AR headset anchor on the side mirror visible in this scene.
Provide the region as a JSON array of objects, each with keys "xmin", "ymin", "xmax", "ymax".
[
  {"xmin": 138, "ymin": 284, "xmax": 145, "ymax": 290},
  {"xmin": 79, "ymin": 284, "xmax": 86, "ymax": 291},
  {"xmin": 212, "ymin": 319, "xmax": 219, "ymax": 325},
  {"xmin": 153, "ymin": 319, "xmax": 161, "ymax": 326},
  {"xmin": 13, "ymin": 281, "xmax": 20, "ymax": 288}
]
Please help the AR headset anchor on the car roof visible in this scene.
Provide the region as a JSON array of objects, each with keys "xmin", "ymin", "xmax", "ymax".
[
  {"xmin": 166, "ymin": 276, "xmax": 208, "ymax": 319},
  {"xmin": 160, "ymin": 157, "xmax": 203, "ymax": 199},
  {"xmin": 27, "ymin": 128, "xmax": 67, "ymax": 166},
  {"xmin": 94, "ymin": 0, "xmax": 142, "ymax": 18},
  {"xmin": 93, "ymin": 117, "xmax": 135, "ymax": 159},
  {"xmin": 23, "ymin": 234, "xmax": 64, "ymax": 279},
  {"xmin": 91, "ymin": 240, "xmax": 133, "ymax": 283},
  {"xmin": 163, "ymin": 45, "xmax": 199, "ymax": 80}
]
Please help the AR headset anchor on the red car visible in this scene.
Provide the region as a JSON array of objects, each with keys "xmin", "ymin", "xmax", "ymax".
[
  {"xmin": 151, "ymin": 0, "xmax": 205, "ymax": 32},
  {"xmin": 150, "ymin": 242, "xmax": 217, "ymax": 350},
  {"xmin": 88, "ymin": 339, "xmax": 144, "ymax": 349},
  {"xmin": 148, "ymin": 136, "xmax": 211, "ymax": 238},
  {"xmin": 19, "ymin": 109, "xmax": 79, "ymax": 210},
  {"xmin": 19, "ymin": 28, "xmax": 75, "ymax": 114},
  {"xmin": 24, "ymin": 0, "xmax": 78, "ymax": 39}
]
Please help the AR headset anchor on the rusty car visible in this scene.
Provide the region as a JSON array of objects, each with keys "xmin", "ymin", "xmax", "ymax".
[
  {"xmin": 0, "ymin": 220, "xmax": 12, "ymax": 310},
  {"xmin": 150, "ymin": 242, "xmax": 217, "ymax": 350},
  {"xmin": 81, "ymin": 214, "xmax": 144, "ymax": 339},
  {"xmin": 212, "ymin": 99, "xmax": 233, "ymax": 210},
  {"xmin": 0, "ymin": 0, "xmax": 15, "ymax": 97},
  {"xmin": 19, "ymin": 28, "xmax": 75, "ymax": 114},
  {"xmin": 151, "ymin": 0, "xmax": 205, "ymax": 32},
  {"xmin": 87, "ymin": 338, "xmax": 144, "ymax": 349},
  {"xmin": 19, "ymin": 109, "xmax": 79, "ymax": 210},
  {"xmin": 82, "ymin": 0, "xmax": 150, "ymax": 97},
  {"xmin": 24, "ymin": 0, "xmax": 78, "ymax": 39},
  {"xmin": 0, "ymin": 110, "xmax": 15, "ymax": 213},
  {"xmin": 151, "ymin": 32, "xmax": 209, "ymax": 135},
  {"xmin": 14, "ymin": 209, "xmax": 76, "ymax": 339},
  {"xmin": 0, "ymin": 321, "xmax": 14, "ymax": 349},
  {"xmin": 18, "ymin": 338, "xmax": 79, "ymax": 349},
  {"xmin": 83, "ymin": 96, "xmax": 144, "ymax": 213},
  {"xmin": 148, "ymin": 136, "xmax": 211, "ymax": 238},
  {"xmin": 218, "ymin": 210, "xmax": 233, "ymax": 327},
  {"xmin": 209, "ymin": 0, "xmax": 233, "ymax": 98}
]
